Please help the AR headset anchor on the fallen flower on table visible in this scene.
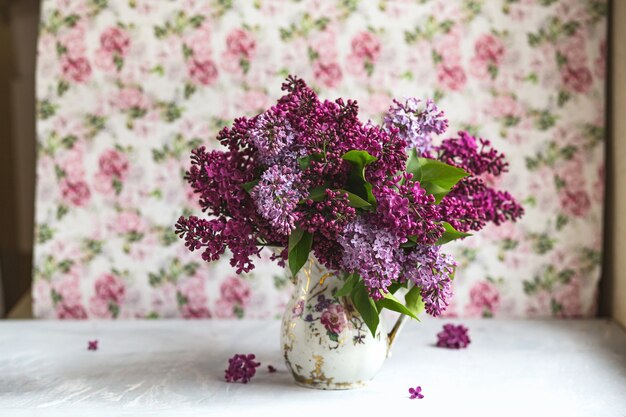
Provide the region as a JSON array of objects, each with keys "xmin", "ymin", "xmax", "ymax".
[
  {"xmin": 408, "ymin": 386, "xmax": 424, "ymax": 399},
  {"xmin": 436, "ymin": 323, "xmax": 471, "ymax": 349},
  {"xmin": 224, "ymin": 354, "xmax": 261, "ymax": 383},
  {"xmin": 267, "ymin": 365, "xmax": 277, "ymax": 373},
  {"xmin": 87, "ymin": 340, "xmax": 98, "ymax": 351}
]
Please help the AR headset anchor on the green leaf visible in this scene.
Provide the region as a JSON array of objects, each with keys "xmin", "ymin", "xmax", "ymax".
[
  {"xmin": 376, "ymin": 292, "xmax": 419, "ymax": 320},
  {"xmin": 308, "ymin": 185, "xmax": 328, "ymax": 202},
  {"xmin": 405, "ymin": 286, "xmax": 425, "ymax": 317},
  {"xmin": 288, "ymin": 227, "xmax": 305, "ymax": 251},
  {"xmin": 288, "ymin": 228, "xmax": 313, "ymax": 277},
  {"xmin": 342, "ymin": 150, "xmax": 378, "ymax": 175},
  {"xmin": 435, "ymin": 222, "xmax": 472, "ymax": 245},
  {"xmin": 386, "ymin": 282, "xmax": 406, "ymax": 294},
  {"xmin": 350, "ymin": 282, "xmax": 379, "ymax": 338},
  {"xmin": 298, "ymin": 156, "xmax": 312, "ymax": 170},
  {"xmin": 343, "ymin": 181, "xmax": 374, "ymax": 204},
  {"xmin": 241, "ymin": 179, "xmax": 259, "ymax": 193},
  {"xmin": 342, "ymin": 150, "xmax": 378, "ymax": 205},
  {"xmin": 406, "ymin": 156, "xmax": 469, "ymax": 202},
  {"xmin": 405, "ymin": 147, "xmax": 421, "ymax": 177},
  {"xmin": 335, "ymin": 273, "xmax": 359, "ymax": 298},
  {"xmin": 338, "ymin": 189, "xmax": 372, "ymax": 208}
]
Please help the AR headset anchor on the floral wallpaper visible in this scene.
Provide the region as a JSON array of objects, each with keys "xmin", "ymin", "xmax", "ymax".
[{"xmin": 33, "ymin": 0, "xmax": 607, "ymax": 319}]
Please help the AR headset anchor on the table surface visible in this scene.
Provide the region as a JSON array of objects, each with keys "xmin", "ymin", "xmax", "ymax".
[{"xmin": 1, "ymin": 319, "xmax": 625, "ymax": 417}]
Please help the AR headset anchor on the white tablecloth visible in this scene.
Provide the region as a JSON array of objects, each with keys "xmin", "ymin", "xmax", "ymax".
[{"xmin": 1, "ymin": 319, "xmax": 625, "ymax": 416}]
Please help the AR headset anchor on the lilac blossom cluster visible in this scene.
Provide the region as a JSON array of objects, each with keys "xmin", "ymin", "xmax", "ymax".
[
  {"xmin": 250, "ymin": 165, "xmax": 304, "ymax": 235},
  {"xmin": 384, "ymin": 98, "xmax": 448, "ymax": 154},
  {"xmin": 436, "ymin": 132, "xmax": 524, "ymax": 233},
  {"xmin": 403, "ymin": 245, "xmax": 456, "ymax": 316},
  {"xmin": 338, "ymin": 217, "xmax": 405, "ymax": 299},
  {"xmin": 224, "ymin": 353, "xmax": 261, "ymax": 383},
  {"xmin": 436, "ymin": 324, "xmax": 471, "ymax": 349},
  {"xmin": 176, "ymin": 76, "xmax": 523, "ymax": 319}
]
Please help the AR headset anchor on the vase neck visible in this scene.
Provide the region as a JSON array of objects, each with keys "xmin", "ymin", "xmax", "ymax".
[{"xmin": 293, "ymin": 256, "xmax": 339, "ymax": 295}]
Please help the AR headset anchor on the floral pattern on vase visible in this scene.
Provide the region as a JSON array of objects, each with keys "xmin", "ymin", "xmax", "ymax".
[{"xmin": 34, "ymin": 0, "xmax": 606, "ymax": 319}]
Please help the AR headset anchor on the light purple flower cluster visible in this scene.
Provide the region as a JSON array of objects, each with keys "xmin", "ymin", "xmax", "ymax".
[
  {"xmin": 176, "ymin": 75, "xmax": 523, "ymax": 319},
  {"xmin": 384, "ymin": 98, "xmax": 448, "ymax": 154},
  {"xmin": 436, "ymin": 324, "xmax": 471, "ymax": 349},
  {"xmin": 250, "ymin": 165, "xmax": 304, "ymax": 236},
  {"xmin": 248, "ymin": 109, "xmax": 298, "ymax": 165},
  {"xmin": 403, "ymin": 245, "xmax": 456, "ymax": 316},
  {"xmin": 224, "ymin": 353, "xmax": 261, "ymax": 383},
  {"xmin": 338, "ymin": 217, "xmax": 405, "ymax": 299}
]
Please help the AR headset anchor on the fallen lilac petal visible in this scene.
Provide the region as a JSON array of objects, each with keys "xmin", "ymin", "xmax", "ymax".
[{"xmin": 408, "ymin": 386, "xmax": 424, "ymax": 399}]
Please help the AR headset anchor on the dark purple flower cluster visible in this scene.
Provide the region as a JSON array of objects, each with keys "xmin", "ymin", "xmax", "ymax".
[
  {"xmin": 436, "ymin": 324, "xmax": 471, "ymax": 349},
  {"xmin": 436, "ymin": 132, "xmax": 524, "ymax": 233},
  {"xmin": 437, "ymin": 131, "xmax": 507, "ymax": 176},
  {"xmin": 299, "ymin": 190, "xmax": 357, "ymax": 240},
  {"xmin": 224, "ymin": 353, "xmax": 261, "ymax": 383},
  {"xmin": 176, "ymin": 76, "xmax": 523, "ymax": 318}
]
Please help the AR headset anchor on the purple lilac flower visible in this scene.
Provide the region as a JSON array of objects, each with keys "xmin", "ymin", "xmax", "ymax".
[
  {"xmin": 250, "ymin": 165, "xmax": 304, "ymax": 236},
  {"xmin": 177, "ymin": 76, "xmax": 414, "ymax": 276},
  {"xmin": 434, "ymin": 131, "xmax": 524, "ymax": 232},
  {"xmin": 408, "ymin": 386, "xmax": 424, "ymax": 399},
  {"xmin": 436, "ymin": 323, "xmax": 471, "ymax": 349},
  {"xmin": 440, "ymin": 177, "xmax": 524, "ymax": 232},
  {"xmin": 312, "ymin": 235, "xmax": 344, "ymax": 271},
  {"xmin": 299, "ymin": 190, "xmax": 356, "ymax": 240},
  {"xmin": 176, "ymin": 76, "xmax": 523, "ymax": 298},
  {"xmin": 436, "ymin": 131, "xmax": 508, "ymax": 176},
  {"xmin": 248, "ymin": 109, "xmax": 297, "ymax": 165},
  {"xmin": 175, "ymin": 215, "xmax": 260, "ymax": 274},
  {"xmin": 384, "ymin": 98, "xmax": 448, "ymax": 154},
  {"xmin": 403, "ymin": 245, "xmax": 456, "ymax": 317},
  {"xmin": 338, "ymin": 217, "xmax": 405, "ymax": 299},
  {"xmin": 374, "ymin": 176, "xmax": 444, "ymax": 244},
  {"xmin": 87, "ymin": 340, "xmax": 98, "ymax": 351},
  {"xmin": 224, "ymin": 353, "xmax": 261, "ymax": 383},
  {"xmin": 175, "ymin": 145, "xmax": 280, "ymax": 274}
]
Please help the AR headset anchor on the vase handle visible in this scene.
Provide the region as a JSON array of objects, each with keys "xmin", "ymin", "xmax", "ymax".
[{"xmin": 386, "ymin": 314, "xmax": 408, "ymax": 355}]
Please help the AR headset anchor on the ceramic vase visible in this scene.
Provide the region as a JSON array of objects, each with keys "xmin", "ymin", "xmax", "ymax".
[{"xmin": 281, "ymin": 256, "xmax": 404, "ymax": 389}]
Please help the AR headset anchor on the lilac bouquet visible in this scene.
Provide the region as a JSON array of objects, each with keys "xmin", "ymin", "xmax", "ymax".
[{"xmin": 176, "ymin": 76, "xmax": 522, "ymax": 335}]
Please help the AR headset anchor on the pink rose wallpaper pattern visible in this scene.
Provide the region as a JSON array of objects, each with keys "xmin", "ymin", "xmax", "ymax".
[{"xmin": 34, "ymin": 0, "xmax": 607, "ymax": 319}]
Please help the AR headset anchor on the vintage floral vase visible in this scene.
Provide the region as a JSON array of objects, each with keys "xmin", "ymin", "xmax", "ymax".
[{"xmin": 281, "ymin": 256, "xmax": 403, "ymax": 389}]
